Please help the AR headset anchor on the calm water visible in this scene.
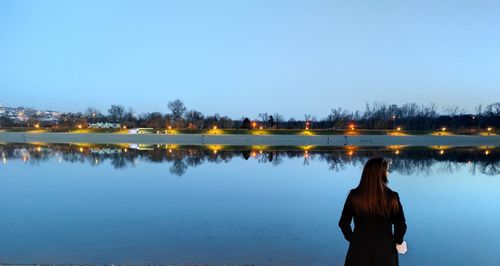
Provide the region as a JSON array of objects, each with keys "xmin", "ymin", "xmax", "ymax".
[{"xmin": 0, "ymin": 144, "xmax": 499, "ymax": 265}]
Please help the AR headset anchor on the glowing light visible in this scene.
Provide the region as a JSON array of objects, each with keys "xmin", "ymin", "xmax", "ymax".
[
  {"xmin": 2, "ymin": 157, "xmax": 6, "ymax": 164},
  {"xmin": 252, "ymin": 122, "xmax": 257, "ymax": 128},
  {"xmin": 213, "ymin": 126, "xmax": 217, "ymax": 130},
  {"xmin": 439, "ymin": 150, "xmax": 445, "ymax": 155},
  {"xmin": 259, "ymin": 150, "xmax": 263, "ymax": 154},
  {"xmin": 79, "ymin": 147, "xmax": 84, "ymax": 153},
  {"xmin": 124, "ymin": 148, "xmax": 128, "ymax": 153},
  {"xmin": 441, "ymin": 127, "xmax": 446, "ymax": 132},
  {"xmin": 213, "ymin": 149, "xmax": 218, "ymax": 154},
  {"xmin": 35, "ymin": 124, "xmax": 40, "ymax": 129},
  {"xmin": 251, "ymin": 151, "xmax": 257, "ymax": 158},
  {"xmin": 485, "ymin": 150, "xmax": 490, "ymax": 155},
  {"xmin": 487, "ymin": 127, "xmax": 492, "ymax": 132},
  {"xmin": 397, "ymin": 127, "xmax": 401, "ymax": 131},
  {"xmin": 168, "ymin": 149, "xmax": 172, "ymax": 153},
  {"xmin": 168, "ymin": 126, "xmax": 172, "ymax": 130},
  {"xmin": 259, "ymin": 126, "xmax": 263, "ymax": 130},
  {"xmin": 395, "ymin": 150, "xmax": 400, "ymax": 155},
  {"xmin": 36, "ymin": 147, "xmax": 41, "ymax": 152},
  {"xmin": 350, "ymin": 124, "xmax": 355, "ymax": 130},
  {"xmin": 123, "ymin": 126, "xmax": 127, "ymax": 129},
  {"xmin": 348, "ymin": 150, "xmax": 354, "ymax": 156},
  {"xmin": 77, "ymin": 124, "xmax": 82, "ymax": 129}
]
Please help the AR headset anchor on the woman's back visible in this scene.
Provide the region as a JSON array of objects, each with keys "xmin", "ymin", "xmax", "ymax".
[{"xmin": 338, "ymin": 158, "xmax": 407, "ymax": 266}]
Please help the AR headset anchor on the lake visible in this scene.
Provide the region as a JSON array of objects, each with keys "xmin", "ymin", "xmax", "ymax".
[{"xmin": 0, "ymin": 144, "xmax": 499, "ymax": 265}]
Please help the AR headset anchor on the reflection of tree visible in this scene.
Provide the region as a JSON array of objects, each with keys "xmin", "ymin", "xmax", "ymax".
[
  {"xmin": 1, "ymin": 144, "xmax": 499, "ymax": 177},
  {"xmin": 110, "ymin": 154, "xmax": 128, "ymax": 169},
  {"xmin": 170, "ymin": 159, "xmax": 188, "ymax": 176},
  {"xmin": 478, "ymin": 158, "xmax": 500, "ymax": 176}
]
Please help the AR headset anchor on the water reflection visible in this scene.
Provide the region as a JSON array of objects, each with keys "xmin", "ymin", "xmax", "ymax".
[{"xmin": 1, "ymin": 144, "xmax": 498, "ymax": 176}]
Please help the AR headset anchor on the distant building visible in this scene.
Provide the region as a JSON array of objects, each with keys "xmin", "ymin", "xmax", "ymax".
[
  {"xmin": 88, "ymin": 122, "xmax": 121, "ymax": 129},
  {"xmin": 128, "ymin": 128, "xmax": 154, "ymax": 134}
]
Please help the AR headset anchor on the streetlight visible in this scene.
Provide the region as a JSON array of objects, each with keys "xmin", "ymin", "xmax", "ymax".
[
  {"xmin": 441, "ymin": 127, "xmax": 447, "ymax": 132},
  {"xmin": 259, "ymin": 126, "xmax": 263, "ymax": 130},
  {"xmin": 350, "ymin": 124, "xmax": 355, "ymax": 130},
  {"xmin": 213, "ymin": 126, "xmax": 217, "ymax": 130},
  {"xmin": 397, "ymin": 127, "xmax": 401, "ymax": 131},
  {"xmin": 252, "ymin": 122, "xmax": 257, "ymax": 129},
  {"xmin": 35, "ymin": 123, "xmax": 40, "ymax": 129},
  {"xmin": 77, "ymin": 124, "xmax": 82, "ymax": 129},
  {"xmin": 487, "ymin": 127, "xmax": 492, "ymax": 132},
  {"xmin": 392, "ymin": 115, "xmax": 396, "ymax": 130}
]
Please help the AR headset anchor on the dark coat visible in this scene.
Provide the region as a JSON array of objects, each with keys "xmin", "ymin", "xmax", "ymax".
[{"xmin": 338, "ymin": 189, "xmax": 407, "ymax": 266}]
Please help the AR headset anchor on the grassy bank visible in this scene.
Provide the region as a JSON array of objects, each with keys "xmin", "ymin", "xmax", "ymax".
[{"xmin": 0, "ymin": 127, "xmax": 496, "ymax": 136}]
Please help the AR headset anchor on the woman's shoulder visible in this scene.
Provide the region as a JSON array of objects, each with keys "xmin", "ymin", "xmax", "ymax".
[{"xmin": 385, "ymin": 187, "xmax": 400, "ymax": 198}]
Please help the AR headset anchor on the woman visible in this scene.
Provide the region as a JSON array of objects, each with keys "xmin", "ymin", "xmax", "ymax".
[{"xmin": 339, "ymin": 157, "xmax": 407, "ymax": 266}]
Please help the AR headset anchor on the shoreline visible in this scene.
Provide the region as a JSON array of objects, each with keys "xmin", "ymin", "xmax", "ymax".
[{"xmin": 1, "ymin": 132, "xmax": 499, "ymax": 147}]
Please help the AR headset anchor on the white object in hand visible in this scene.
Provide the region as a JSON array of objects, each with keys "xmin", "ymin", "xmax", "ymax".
[{"xmin": 396, "ymin": 241, "xmax": 407, "ymax": 255}]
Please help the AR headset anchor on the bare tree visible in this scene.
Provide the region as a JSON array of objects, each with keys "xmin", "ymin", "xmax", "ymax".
[
  {"xmin": 108, "ymin": 105, "xmax": 125, "ymax": 123},
  {"xmin": 475, "ymin": 104, "xmax": 483, "ymax": 131},
  {"xmin": 168, "ymin": 99, "xmax": 187, "ymax": 121},
  {"xmin": 258, "ymin": 113, "xmax": 269, "ymax": 124},
  {"xmin": 272, "ymin": 113, "xmax": 284, "ymax": 128}
]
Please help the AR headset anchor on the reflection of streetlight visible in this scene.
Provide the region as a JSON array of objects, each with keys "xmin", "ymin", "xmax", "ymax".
[
  {"xmin": 439, "ymin": 150, "xmax": 444, "ymax": 155},
  {"xmin": 485, "ymin": 150, "xmax": 490, "ymax": 155}
]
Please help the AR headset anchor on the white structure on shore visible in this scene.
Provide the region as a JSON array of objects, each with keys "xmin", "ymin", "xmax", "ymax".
[{"xmin": 88, "ymin": 122, "xmax": 121, "ymax": 129}]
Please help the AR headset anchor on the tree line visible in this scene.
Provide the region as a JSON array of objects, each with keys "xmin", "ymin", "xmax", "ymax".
[{"xmin": 2, "ymin": 100, "xmax": 500, "ymax": 131}]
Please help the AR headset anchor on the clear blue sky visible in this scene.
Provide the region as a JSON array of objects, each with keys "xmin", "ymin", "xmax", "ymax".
[{"xmin": 1, "ymin": 0, "xmax": 499, "ymax": 119}]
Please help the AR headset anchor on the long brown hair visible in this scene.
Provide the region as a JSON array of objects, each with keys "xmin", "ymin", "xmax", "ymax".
[{"xmin": 350, "ymin": 157, "xmax": 399, "ymax": 216}]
